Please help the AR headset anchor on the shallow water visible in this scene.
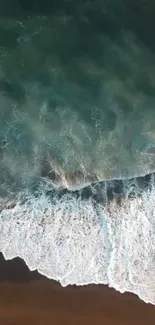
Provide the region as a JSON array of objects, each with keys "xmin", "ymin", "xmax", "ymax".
[{"xmin": 1, "ymin": 0, "xmax": 155, "ymax": 304}]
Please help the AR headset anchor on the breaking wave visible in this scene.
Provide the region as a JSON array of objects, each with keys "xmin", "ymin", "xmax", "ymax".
[{"xmin": 1, "ymin": 174, "xmax": 155, "ymax": 304}]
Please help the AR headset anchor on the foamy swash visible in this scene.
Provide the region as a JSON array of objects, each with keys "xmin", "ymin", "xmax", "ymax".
[{"xmin": 0, "ymin": 173, "xmax": 155, "ymax": 305}]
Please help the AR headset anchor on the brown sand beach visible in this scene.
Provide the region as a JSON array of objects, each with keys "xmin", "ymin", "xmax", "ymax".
[{"xmin": 0, "ymin": 253, "xmax": 155, "ymax": 325}]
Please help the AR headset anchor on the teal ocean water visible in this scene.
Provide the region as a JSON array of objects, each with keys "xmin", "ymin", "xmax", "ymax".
[{"xmin": 1, "ymin": 0, "xmax": 155, "ymax": 304}]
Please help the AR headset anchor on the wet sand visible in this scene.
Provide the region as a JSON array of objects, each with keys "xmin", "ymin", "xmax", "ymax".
[{"xmin": 0, "ymin": 253, "xmax": 155, "ymax": 325}]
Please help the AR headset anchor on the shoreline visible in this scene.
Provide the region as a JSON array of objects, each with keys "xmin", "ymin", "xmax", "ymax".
[{"xmin": 0, "ymin": 253, "xmax": 155, "ymax": 325}]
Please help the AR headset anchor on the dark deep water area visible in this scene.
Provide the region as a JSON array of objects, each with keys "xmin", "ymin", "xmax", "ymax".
[
  {"xmin": 1, "ymin": 0, "xmax": 155, "ymax": 316},
  {"xmin": 1, "ymin": 0, "xmax": 155, "ymax": 186}
]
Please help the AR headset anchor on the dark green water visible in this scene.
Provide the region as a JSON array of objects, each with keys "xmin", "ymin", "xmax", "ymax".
[{"xmin": 0, "ymin": 0, "xmax": 155, "ymax": 192}]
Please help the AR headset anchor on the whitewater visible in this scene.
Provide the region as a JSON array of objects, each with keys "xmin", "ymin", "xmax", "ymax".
[{"xmin": 0, "ymin": 174, "xmax": 155, "ymax": 304}]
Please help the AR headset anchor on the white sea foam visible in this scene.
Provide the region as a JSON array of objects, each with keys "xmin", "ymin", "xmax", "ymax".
[{"xmin": 0, "ymin": 180, "xmax": 155, "ymax": 304}]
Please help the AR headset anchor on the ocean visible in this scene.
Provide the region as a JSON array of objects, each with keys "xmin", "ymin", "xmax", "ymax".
[{"xmin": 0, "ymin": 0, "xmax": 155, "ymax": 304}]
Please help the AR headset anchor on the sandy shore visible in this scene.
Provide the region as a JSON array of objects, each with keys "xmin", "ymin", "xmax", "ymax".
[{"xmin": 0, "ymin": 253, "xmax": 154, "ymax": 325}]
